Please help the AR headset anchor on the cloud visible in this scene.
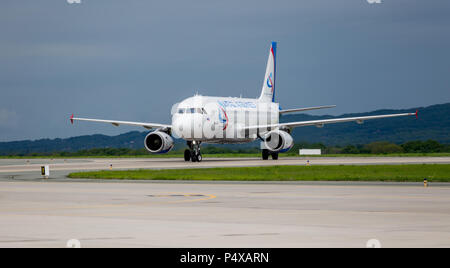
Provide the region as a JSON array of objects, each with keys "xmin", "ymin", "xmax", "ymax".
[
  {"xmin": 0, "ymin": 109, "xmax": 19, "ymax": 127},
  {"xmin": 0, "ymin": 0, "xmax": 448, "ymax": 141},
  {"xmin": 0, "ymin": 42, "xmax": 133, "ymax": 63}
]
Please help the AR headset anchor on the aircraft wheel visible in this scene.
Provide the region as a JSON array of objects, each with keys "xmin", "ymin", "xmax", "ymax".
[
  {"xmin": 184, "ymin": 149, "xmax": 191, "ymax": 161},
  {"xmin": 271, "ymin": 153, "xmax": 279, "ymax": 160},
  {"xmin": 262, "ymin": 149, "xmax": 269, "ymax": 160},
  {"xmin": 197, "ymin": 153, "xmax": 203, "ymax": 162},
  {"xmin": 191, "ymin": 154, "xmax": 198, "ymax": 162}
]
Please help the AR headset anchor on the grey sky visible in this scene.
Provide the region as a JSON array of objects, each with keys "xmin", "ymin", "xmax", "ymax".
[{"xmin": 1, "ymin": 0, "xmax": 449, "ymax": 141}]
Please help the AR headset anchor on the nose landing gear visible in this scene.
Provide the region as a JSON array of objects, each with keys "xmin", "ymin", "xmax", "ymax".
[
  {"xmin": 262, "ymin": 149, "xmax": 278, "ymax": 160},
  {"xmin": 184, "ymin": 141, "xmax": 202, "ymax": 162}
]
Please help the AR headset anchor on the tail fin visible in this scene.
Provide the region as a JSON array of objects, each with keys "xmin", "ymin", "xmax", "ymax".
[{"xmin": 259, "ymin": 41, "xmax": 277, "ymax": 102}]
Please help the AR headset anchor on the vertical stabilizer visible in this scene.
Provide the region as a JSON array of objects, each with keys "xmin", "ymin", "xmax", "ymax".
[{"xmin": 259, "ymin": 42, "xmax": 277, "ymax": 102}]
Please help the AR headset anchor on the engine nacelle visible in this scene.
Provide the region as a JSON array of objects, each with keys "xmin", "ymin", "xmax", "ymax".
[
  {"xmin": 263, "ymin": 130, "xmax": 294, "ymax": 153},
  {"xmin": 144, "ymin": 131, "xmax": 174, "ymax": 154}
]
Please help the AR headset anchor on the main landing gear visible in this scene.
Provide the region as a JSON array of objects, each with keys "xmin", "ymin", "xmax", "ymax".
[
  {"xmin": 262, "ymin": 149, "xmax": 278, "ymax": 160},
  {"xmin": 184, "ymin": 141, "xmax": 202, "ymax": 162}
]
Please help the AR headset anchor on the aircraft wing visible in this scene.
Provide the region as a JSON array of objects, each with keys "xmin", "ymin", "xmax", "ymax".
[
  {"xmin": 279, "ymin": 105, "xmax": 336, "ymax": 114},
  {"xmin": 244, "ymin": 111, "xmax": 418, "ymax": 131},
  {"xmin": 70, "ymin": 114, "xmax": 171, "ymax": 130}
]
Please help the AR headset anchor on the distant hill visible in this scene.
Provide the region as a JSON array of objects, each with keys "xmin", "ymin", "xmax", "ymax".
[
  {"xmin": 0, "ymin": 103, "xmax": 448, "ymax": 155},
  {"xmin": 0, "ymin": 131, "xmax": 154, "ymax": 156},
  {"xmin": 282, "ymin": 103, "xmax": 450, "ymax": 145}
]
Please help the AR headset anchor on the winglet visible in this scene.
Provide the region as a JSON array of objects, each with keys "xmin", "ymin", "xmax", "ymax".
[
  {"xmin": 70, "ymin": 113, "xmax": 74, "ymax": 124},
  {"xmin": 415, "ymin": 110, "xmax": 418, "ymax": 119}
]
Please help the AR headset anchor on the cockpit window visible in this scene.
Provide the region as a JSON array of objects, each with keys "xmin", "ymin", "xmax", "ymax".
[{"xmin": 178, "ymin": 108, "xmax": 206, "ymax": 114}]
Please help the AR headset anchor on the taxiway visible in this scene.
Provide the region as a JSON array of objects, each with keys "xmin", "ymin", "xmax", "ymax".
[{"xmin": 0, "ymin": 157, "xmax": 449, "ymax": 248}]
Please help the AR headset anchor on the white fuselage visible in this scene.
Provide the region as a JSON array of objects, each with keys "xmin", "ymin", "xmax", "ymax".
[{"xmin": 171, "ymin": 95, "xmax": 279, "ymax": 144}]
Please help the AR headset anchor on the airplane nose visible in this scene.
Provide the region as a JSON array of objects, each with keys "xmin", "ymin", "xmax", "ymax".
[
  {"xmin": 172, "ymin": 115, "xmax": 202, "ymax": 139},
  {"xmin": 172, "ymin": 116, "xmax": 191, "ymax": 139},
  {"xmin": 172, "ymin": 117, "xmax": 183, "ymax": 138}
]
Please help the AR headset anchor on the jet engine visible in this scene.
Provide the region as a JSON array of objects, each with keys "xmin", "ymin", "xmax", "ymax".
[
  {"xmin": 144, "ymin": 131, "xmax": 174, "ymax": 154},
  {"xmin": 263, "ymin": 130, "xmax": 294, "ymax": 153}
]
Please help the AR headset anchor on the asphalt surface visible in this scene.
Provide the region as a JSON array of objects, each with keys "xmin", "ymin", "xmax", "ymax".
[
  {"xmin": 1, "ymin": 156, "xmax": 449, "ymax": 178},
  {"xmin": 0, "ymin": 157, "xmax": 449, "ymax": 248}
]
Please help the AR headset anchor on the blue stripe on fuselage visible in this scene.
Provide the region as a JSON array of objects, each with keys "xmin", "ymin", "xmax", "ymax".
[{"xmin": 271, "ymin": 41, "xmax": 277, "ymax": 103}]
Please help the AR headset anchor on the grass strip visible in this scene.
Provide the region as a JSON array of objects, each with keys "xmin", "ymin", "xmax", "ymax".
[{"xmin": 67, "ymin": 164, "xmax": 450, "ymax": 182}]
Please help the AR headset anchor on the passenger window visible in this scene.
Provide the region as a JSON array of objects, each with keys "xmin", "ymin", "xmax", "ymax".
[
  {"xmin": 196, "ymin": 108, "xmax": 202, "ymax": 114},
  {"xmin": 190, "ymin": 108, "xmax": 195, "ymax": 114},
  {"xmin": 178, "ymin": 109, "xmax": 185, "ymax": 114}
]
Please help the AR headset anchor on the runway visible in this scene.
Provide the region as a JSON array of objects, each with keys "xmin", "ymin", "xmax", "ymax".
[
  {"xmin": 1, "ymin": 156, "xmax": 449, "ymax": 176},
  {"xmin": 0, "ymin": 180, "xmax": 449, "ymax": 247},
  {"xmin": 0, "ymin": 157, "xmax": 449, "ymax": 248}
]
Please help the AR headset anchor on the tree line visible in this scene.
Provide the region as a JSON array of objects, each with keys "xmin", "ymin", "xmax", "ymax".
[{"xmin": 6, "ymin": 140, "xmax": 449, "ymax": 157}]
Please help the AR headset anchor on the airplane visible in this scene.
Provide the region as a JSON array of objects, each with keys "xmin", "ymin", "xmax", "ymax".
[{"xmin": 70, "ymin": 42, "xmax": 418, "ymax": 162}]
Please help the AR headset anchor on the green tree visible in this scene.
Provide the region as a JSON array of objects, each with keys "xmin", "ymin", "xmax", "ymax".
[{"xmin": 364, "ymin": 141, "xmax": 404, "ymax": 154}]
